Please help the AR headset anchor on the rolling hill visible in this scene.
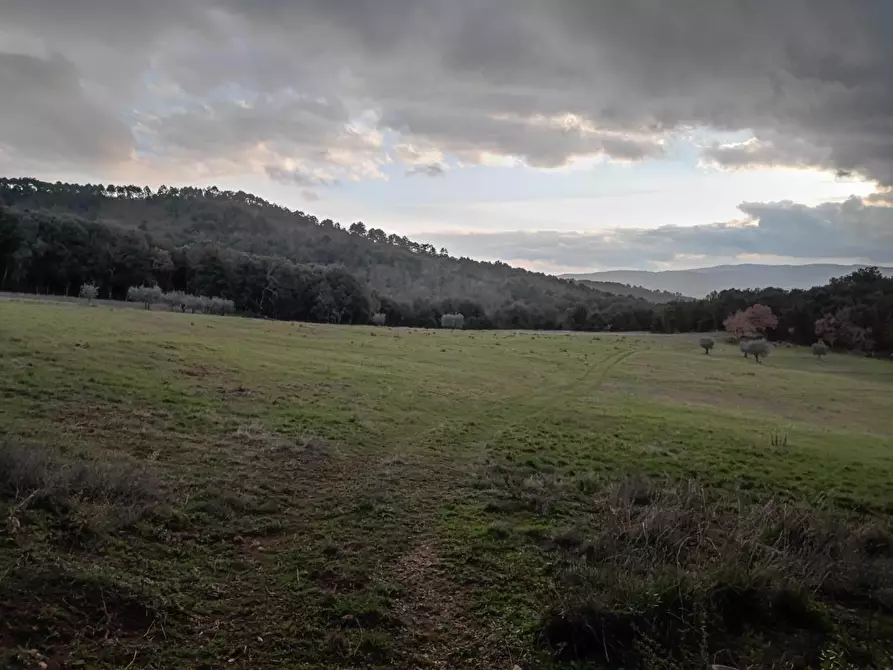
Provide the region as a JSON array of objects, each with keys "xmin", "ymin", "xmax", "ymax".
[{"xmin": 563, "ymin": 264, "xmax": 893, "ymax": 298}]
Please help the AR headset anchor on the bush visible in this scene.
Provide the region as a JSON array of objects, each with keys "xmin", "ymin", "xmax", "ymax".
[
  {"xmin": 698, "ymin": 336, "xmax": 715, "ymax": 354},
  {"xmin": 78, "ymin": 282, "xmax": 98, "ymax": 303},
  {"xmin": 0, "ymin": 440, "xmax": 161, "ymax": 538},
  {"xmin": 538, "ymin": 478, "xmax": 893, "ymax": 669},
  {"xmin": 812, "ymin": 341, "xmax": 830, "ymax": 359},
  {"xmin": 441, "ymin": 312, "xmax": 465, "ymax": 329},
  {"xmin": 371, "ymin": 312, "xmax": 386, "ymax": 326},
  {"xmin": 744, "ymin": 339, "xmax": 770, "ymax": 363}
]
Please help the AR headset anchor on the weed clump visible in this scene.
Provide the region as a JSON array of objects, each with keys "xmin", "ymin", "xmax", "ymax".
[
  {"xmin": 531, "ymin": 478, "xmax": 893, "ymax": 669},
  {"xmin": 0, "ymin": 440, "xmax": 161, "ymax": 540}
]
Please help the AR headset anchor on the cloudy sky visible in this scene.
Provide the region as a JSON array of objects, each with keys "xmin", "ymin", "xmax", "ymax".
[{"xmin": 2, "ymin": 0, "xmax": 893, "ymax": 272}]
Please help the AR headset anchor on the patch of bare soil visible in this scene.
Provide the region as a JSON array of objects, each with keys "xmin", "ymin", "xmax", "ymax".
[{"xmin": 391, "ymin": 544, "xmax": 510, "ymax": 669}]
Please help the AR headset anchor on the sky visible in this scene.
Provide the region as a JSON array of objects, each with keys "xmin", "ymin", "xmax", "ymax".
[{"xmin": 2, "ymin": 0, "xmax": 893, "ymax": 272}]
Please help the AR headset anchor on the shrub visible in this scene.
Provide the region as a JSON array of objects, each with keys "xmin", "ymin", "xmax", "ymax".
[
  {"xmin": 698, "ymin": 336, "xmax": 715, "ymax": 354},
  {"xmin": 78, "ymin": 282, "xmax": 98, "ymax": 304},
  {"xmin": 744, "ymin": 339, "xmax": 770, "ymax": 363},
  {"xmin": 0, "ymin": 440, "xmax": 160, "ymax": 538},
  {"xmin": 371, "ymin": 312, "xmax": 386, "ymax": 326},
  {"xmin": 537, "ymin": 478, "xmax": 893, "ymax": 669},
  {"xmin": 812, "ymin": 341, "xmax": 830, "ymax": 359},
  {"xmin": 441, "ymin": 313, "xmax": 465, "ymax": 329}
]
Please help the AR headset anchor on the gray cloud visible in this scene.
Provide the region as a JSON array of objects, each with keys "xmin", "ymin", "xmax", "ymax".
[
  {"xmin": 426, "ymin": 198, "xmax": 893, "ymax": 270},
  {"xmin": 0, "ymin": 51, "xmax": 132, "ymax": 167},
  {"xmin": 264, "ymin": 166, "xmax": 338, "ymax": 188},
  {"xmin": 406, "ymin": 163, "xmax": 446, "ymax": 178},
  {"xmin": 4, "ymin": 0, "xmax": 893, "ymax": 181}
]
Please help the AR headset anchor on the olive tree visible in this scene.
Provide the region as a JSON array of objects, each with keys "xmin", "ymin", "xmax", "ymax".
[
  {"xmin": 78, "ymin": 282, "xmax": 98, "ymax": 304},
  {"xmin": 209, "ymin": 297, "xmax": 235, "ymax": 315},
  {"xmin": 699, "ymin": 337, "xmax": 715, "ymax": 355},
  {"xmin": 811, "ymin": 341, "xmax": 830, "ymax": 359},
  {"xmin": 740, "ymin": 340, "xmax": 750, "ymax": 358},
  {"xmin": 126, "ymin": 284, "xmax": 162, "ymax": 309},
  {"xmin": 744, "ymin": 339, "xmax": 770, "ymax": 363},
  {"xmin": 441, "ymin": 313, "xmax": 465, "ymax": 329},
  {"xmin": 161, "ymin": 290, "xmax": 187, "ymax": 312},
  {"xmin": 371, "ymin": 312, "xmax": 386, "ymax": 326}
]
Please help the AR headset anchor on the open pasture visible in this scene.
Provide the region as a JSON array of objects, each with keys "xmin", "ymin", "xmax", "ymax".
[{"xmin": 1, "ymin": 301, "xmax": 891, "ymax": 669}]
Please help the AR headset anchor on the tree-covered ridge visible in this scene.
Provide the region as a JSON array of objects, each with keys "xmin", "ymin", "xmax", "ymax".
[{"xmin": 0, "ymin": 178, "xmax": 655, "ymax": 330}]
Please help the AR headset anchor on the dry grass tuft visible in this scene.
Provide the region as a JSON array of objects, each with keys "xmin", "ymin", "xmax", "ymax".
[{"xmin": 530, "ymin": 478, "xmax": 893, "ymax": 669}]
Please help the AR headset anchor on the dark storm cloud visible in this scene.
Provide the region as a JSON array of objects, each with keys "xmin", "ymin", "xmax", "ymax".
[
  {"xmin": 427, "ymin": 199, "xmax": 893, "ymax": 270},
  {"xmin": 4, "ymin": 0, "xmax": 892, "ymax": 180}
]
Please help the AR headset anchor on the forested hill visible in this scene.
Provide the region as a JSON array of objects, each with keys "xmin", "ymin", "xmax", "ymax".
[
  {"xmin": 0, "ymin": 178, "xmax": 654, "ymax": 330},
  {"xmin": 576, "ymin": 280, "xmax": 690, "ymax": 303}
]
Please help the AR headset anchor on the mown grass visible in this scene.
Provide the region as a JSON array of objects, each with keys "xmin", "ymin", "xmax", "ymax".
[{"xmin": 0, "ymin": 301, "xmax": 891, "ymax": 668}]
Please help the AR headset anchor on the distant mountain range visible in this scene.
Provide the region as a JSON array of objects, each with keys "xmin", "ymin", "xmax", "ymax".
[{"xmin": 562, "ymin": 264, "xmax": 893, "ymax": 299}]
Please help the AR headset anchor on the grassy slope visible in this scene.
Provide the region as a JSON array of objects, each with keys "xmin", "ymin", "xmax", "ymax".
[{"xmin": 1, "ymin": 302, "xmax": 891, "ymax": 668}]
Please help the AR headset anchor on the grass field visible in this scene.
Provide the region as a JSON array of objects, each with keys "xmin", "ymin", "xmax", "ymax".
[{"xmin": 1, "ymin": 301, "xmax": 892, "ymax": 669}]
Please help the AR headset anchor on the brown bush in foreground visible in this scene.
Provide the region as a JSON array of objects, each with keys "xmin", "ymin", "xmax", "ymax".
[
  {"xmin": 535, "ymin": 478, "xmax": 893, "ymax": 669},
  {"xmin": 0, "ymin": 440, "xmax": 161, "ymax": 539}
]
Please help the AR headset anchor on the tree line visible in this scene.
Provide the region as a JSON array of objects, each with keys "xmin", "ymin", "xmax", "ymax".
[
  {"xmin": 0, "ymin": 178, "xmax": 654, "ymax": 330},
  {"xmin": 655, "ymin": 267, "xmax": 893, "ymax": 353},
  {"xmin": 3, "ymin": 178, "xmax": 889, "ymax": 348}
]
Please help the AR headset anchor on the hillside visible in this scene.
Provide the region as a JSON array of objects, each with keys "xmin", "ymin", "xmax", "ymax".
[
  {"xmin": 564, "ymin": 264, "xmax": 893, "ymax": 298},
  {"xmin": 575, "ymin": 280, "xmax": 689, "ymax": 303},
  {"xmin": 0, "ymin": 178, "xmax": 653, "ymax": 330}
]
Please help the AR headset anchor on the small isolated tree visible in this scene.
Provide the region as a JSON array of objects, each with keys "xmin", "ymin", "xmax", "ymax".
[
  {"xmin": 699, "ymin": 336, "xmax": 715, "ymax": 355},
  {"xmin": 740, "ymin": 340, "xmax": 750, "ymax": 358},
  {"xmin": 812, "ymin": 341, "xmax": 830, "ymax": 359},
  {"xmin": 744, "ymin": 339, "xmax": 770, "ymax": 363},
  {"xmin": 371, "ymin": 312, "xmax": 386, "ymax": 327},
  {"xmin": 441, "ymin": 313, "xmax": 465, "ymax": 329},
  {"xmin": 78, "ymin": 282, "xmax": 98, "ymax": 304}
]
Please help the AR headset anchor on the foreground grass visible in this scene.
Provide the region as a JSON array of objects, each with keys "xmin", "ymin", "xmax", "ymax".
[{"xmin": 0, "ymin": 302, "xmax": 891, "ymax": 668}]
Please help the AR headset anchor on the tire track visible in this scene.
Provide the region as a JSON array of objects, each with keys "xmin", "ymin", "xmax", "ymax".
[{"xmin": 399, "ymin": 345, "xmax": 639, "ymax": 453}]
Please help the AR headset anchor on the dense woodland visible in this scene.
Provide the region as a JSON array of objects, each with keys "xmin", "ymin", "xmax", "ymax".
[
  {"xmin": 0, "ymin": 178, "xmax": 653, "ymax": 330},
  {"xmin": 1, "ymin": 177, "xmax": 891, "ymax": 352}
]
